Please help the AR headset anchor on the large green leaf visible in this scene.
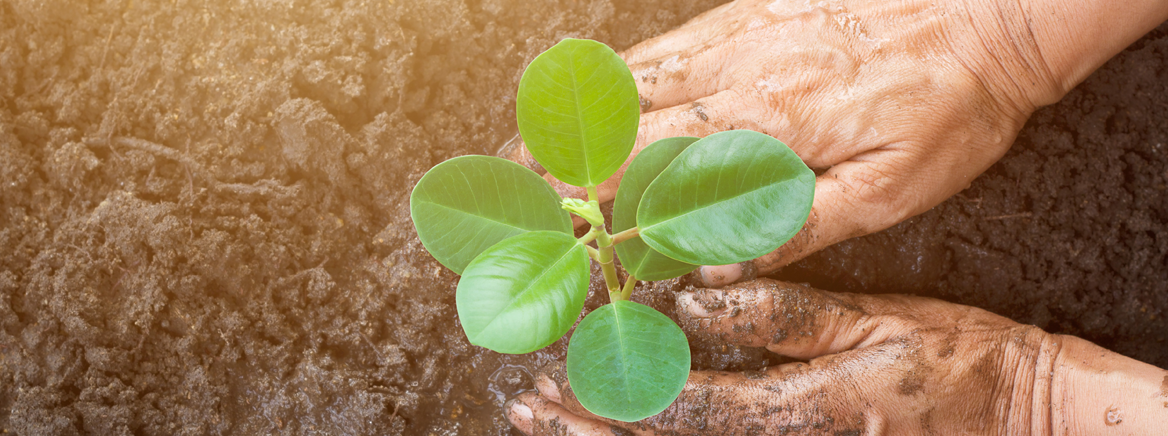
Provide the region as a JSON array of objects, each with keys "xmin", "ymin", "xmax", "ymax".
[
  {"xmin": 516, "ymin": 38, "xmax": 639, "ymax": 187},
  {"xmin": 567, "ymin": 301, "xmax": 690, "ymax": 422},
  {"xmin": 457, "ymin": 231, "xmax": 589, "ymax": 354},
  {"xmin": 613, "ymin": 137, "xmax": 698, "ymax": 281},
  {"xmin": 410, "ymin": 155, "xmax": 572, "ymax": 274},
  {"xmin": 638, "ymin": 130, "xmax": 815, "ymax": 266}
]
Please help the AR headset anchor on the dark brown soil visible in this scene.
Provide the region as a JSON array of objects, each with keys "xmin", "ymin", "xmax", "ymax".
[{"xmin": 0, "ymin": 1, "xmax": 1164, "ymax": 434}]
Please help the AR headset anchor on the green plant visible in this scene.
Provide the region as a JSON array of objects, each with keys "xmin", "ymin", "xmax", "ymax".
[{"xmin": 410, "ymin": 38, "xmax": 815, "ymax": 421}]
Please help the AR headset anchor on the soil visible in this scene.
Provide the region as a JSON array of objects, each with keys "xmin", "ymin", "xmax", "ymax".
[{"xmin": 0, "ymin": 1, "xmax": 1164, "ymax": 435}]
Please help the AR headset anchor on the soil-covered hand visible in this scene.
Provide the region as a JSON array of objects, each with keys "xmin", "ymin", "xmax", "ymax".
[
  {"xmin": 504, "ymin": 279, "xmax": 1168, "ymax": 435},
  {"xmin": 501, "ymin": 0, "xmax": 1168, "ymax": 288}
]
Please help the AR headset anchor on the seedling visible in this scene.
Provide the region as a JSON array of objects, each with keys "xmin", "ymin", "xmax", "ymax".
[{"xmin": 410, "ymin": 39, "xmax": 815, "ymax": 421}]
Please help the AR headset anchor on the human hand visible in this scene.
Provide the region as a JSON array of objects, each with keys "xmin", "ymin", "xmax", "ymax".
[
  {"xmin": 502, "ymin": 0, "xmax": 1166, "ymax": 288},
  {"xmin": 504, "ymin": 279, "xmax": 1168, "ymax": 435}
]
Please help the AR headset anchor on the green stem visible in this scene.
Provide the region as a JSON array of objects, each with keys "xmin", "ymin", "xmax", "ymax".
[
  {"xmin": 597, "ymin": 235, "xmax": 619, "ymax": 299},
  {"xmin": 585, "ymin": 245, "xmax": 600, "ymax": 260},
  {"xmin": 619, "ymin": 274, "xmax": 636, "ymax": 301},
  {"xmin": 585, "ymin": 185, "xmax": 620, "ymax": 301},
  {"xmin": 577, "ymin": 229, "xmax": 599, "ymax": 245},
  {"xmin": 610, "ymin": 227, "xmax": 640, "ymax": 245},
  {"xmin": 586, "ymin": 185, "xmax": 600, "ymax": 203},
  {"xmin": 594, "ymin": 226, "xmax": 612, "ymax": 249}
]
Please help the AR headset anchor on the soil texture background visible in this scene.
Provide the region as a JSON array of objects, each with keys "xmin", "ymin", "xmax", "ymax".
[{"xmin": 0, "ymin": 1, "xmax": 1165, "ymax": 435}]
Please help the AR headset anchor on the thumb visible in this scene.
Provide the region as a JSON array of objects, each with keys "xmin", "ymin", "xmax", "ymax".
[
  {"xmin": 676, "ymin": 278, "xmax": 932, "ymax": 360},
  {"xmin": 497, "ymin": 133, "xmax": 544, "ymax": 175},
  {"xmin": 698, "ymin": 149, "xmax": 934, "ymax": 287},
  {"xmin": 496, "ymin": 134, "xmax": 592, "ymax": 228}
]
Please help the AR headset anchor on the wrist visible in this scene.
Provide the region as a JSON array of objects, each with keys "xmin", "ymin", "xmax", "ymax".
[
  {"xmin": 947, "ymin": 0, "xmax": 1063, "ymax": 117},
  {"xmin": 1049, "ymin": 335, "xmax": 1168, "ymax": 435},
  {"xmin": 952, "ymin": 0, "xmax": 1168, "ymax": 114},
  {"xmin": 1021, "ymin": 0, "xmax": 1168, "ymax": 104}
]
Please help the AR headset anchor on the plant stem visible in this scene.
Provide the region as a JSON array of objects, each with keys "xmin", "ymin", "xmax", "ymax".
[
  {"xmin": 585, "ymin": 186, "xmax": 621, "ymax": 299},
  {"xmin": 610, "ymin": 227, "xmax": 640, "ymax": 245},
  {"xmin": 578, "ymin": 229, "xmax": 599, "ymax": 245},
  {"xmin": 585, "ymin": 185, "xmax": 621, "ymax": 301},
  {"xmin": 619, "ymin": 274, "xmax": 636, "ymax": 301},
  {"xmin": 586, "ymin": 185, "xmax": 600, "ymax": 203},
  {"xmin": 596, "ymin": 230, "xmax": 619, "ymax": 298},
  {"xmin": 585, "ymin": 245, "xmax": 600, "ymax": 260}
]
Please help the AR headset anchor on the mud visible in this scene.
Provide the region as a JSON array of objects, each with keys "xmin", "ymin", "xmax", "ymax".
[{"xmin": 0, "ymin": 0, "xmax": 1165, "ymax": 435}]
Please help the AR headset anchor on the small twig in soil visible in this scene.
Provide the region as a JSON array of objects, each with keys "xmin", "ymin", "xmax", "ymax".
[
  {"xmin": 183, "ymin": 139, "xmax": 197, "ymax": 201},
  {"xmin": 360, "ymin": 332, "xmax": 386, "ymax": 366},
  {"xmin": 99, "ymin": 23, "xmax": 117, "ymax": 71},
  {"xmin": 389, "ymin": 401, "xmax": 401, "ymax": 422},
  {"xmin": 64, "ymin": 243, "xmax": 94, "ymax": 263},
  {"xmin": 955, "ymin": 193, "xmax": 983, "ymax": 208},
  {"xmin": 983, "ymin": 212, "xmax": 1032, "ymax": 221}
]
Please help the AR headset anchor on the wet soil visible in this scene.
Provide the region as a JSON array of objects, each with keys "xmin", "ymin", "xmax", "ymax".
[{"xmin": 0, "ymin": 1, "xmax": 1164, "ymax": 434}]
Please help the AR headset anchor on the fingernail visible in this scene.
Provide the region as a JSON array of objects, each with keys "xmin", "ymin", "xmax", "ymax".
[
  {"xmin": 505, "ymin": 399, "xmax": 534, "ymax": 433},
  {"xmin": 679, "ymin": 291, "xmax": 726, "ymax": 318},
  {"xmin": 700, "ymin": 263, "xmax": 742, "ymax": 288},
  {"xmin": 536, "ymin": 375, "xmax": 562, "ymax": 403}
]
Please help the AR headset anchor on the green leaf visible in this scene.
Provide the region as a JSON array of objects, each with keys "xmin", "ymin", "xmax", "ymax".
[
  {"xmin": 567, "ymin": 301, "xmax": 690, "ymax": 422},
  {"xmin": 638, "ymin": 130, "xmax": 815, "ymax": 266},
  {"xmin": 613, "ymin": 137, "xmax": 699, "ymax": 281},
  {"xmin": 410, "ymin": 155, "xmax": 572, "ymax": 274},
  {"xmin": 457, "ymin": 231, "xmax": 589, "ymax": 354},
  {"xmin": 516, "ymin": 38, "xmax": 639, "ymax": 187}
]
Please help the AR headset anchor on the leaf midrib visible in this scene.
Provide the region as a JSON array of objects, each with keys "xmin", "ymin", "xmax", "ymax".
[
  {"xmin": 417, "ymin": 200, "xmax": 532, "ymax": 234},
  {"xmin": 641, "ymin": 172, "xmax": 783, "ymax": 234},
  {"xmin": 612, "ymin": 303, "xmax": 635, "ymax": 404},
  {"xmin": 471, "ymin": 241, "xmax": 581, "ymax": 341},
  {"xmin": 567, "ymin": 47, "xmax": 593, "ymax": 186}
]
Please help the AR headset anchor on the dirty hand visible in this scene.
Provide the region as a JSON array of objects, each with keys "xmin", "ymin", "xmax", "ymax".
[
  {"xmin": 502, "ymin": 0, "xmax": 1168, "ymax": 287},
  {"xmin": 504, "ymin": 279, "xmax": 1168, "ymax": 435}
]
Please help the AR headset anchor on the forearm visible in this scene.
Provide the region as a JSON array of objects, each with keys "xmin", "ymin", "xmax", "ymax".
[
  {"xmin": 952, "ymin": 0, "xmax": 1168, "ymax": 113},
  {"xmin": 1050, "ymin": 335, "xmax": 1168, "ymax": 435},
  {"xmin": 1025, "ymin": 0, "xmax": 1168, "ymax": 102}
]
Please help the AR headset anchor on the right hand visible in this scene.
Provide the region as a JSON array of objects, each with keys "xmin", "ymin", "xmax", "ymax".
[{"xmin": 505, "ymin": 279, "xmax": 1168, "ymax": 435}]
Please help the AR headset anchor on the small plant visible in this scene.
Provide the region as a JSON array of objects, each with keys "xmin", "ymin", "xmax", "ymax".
[{"xmin": 410, "ymin": 39, "xmax": 815, "ymax": 421}]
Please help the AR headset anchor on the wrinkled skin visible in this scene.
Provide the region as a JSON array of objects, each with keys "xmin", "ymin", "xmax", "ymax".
[
  {"xmin": 507, "ymin": 279, "xmax": 1061, "ymax": 435},
  {"xmin": 503, "ymin": 0, "xmax": 1063, "ymax": 286},
  {"xmin": 505, "ymin": 279, "xmax": 1168, "ymax": 435},
  {"xmin": 498, "ymin": 0, "xmax": 1168, "ymax": 433}
]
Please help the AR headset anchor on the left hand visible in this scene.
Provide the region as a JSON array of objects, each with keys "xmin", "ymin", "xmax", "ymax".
[
  {"xmin": 503, "ymin": 279, "xmax": 1168, "ymax": 435},
  {"xmin": 503, "ymin": 0, "xmax": 1062, "ymax": 288}
]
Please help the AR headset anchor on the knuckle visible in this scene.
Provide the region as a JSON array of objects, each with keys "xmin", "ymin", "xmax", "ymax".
[{"xmin": 840, "ymin": 163, "xmax": 918, "ymax": 234}]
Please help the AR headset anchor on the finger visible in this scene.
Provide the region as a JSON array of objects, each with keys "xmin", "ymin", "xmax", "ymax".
[
  {"xmin": 676, "ymin": 277, "xmax": 1013, "ymax": 359},
  {"xmin": 497, "ymin": 134, "xmax": 590, "ymax": 229},
  {"xmin": 497, "ymin": 133, "xmax": 545, "ymax": 175},
  {"xmin": 532, "ymin": 371, "xmax": 625, "ymax": 428},
  {"xmin": 697, "ymin": 147, "xmax": 932, "ymax": 288},
  {"xmin": 618, "ymin": 1, "xmax": 737, "ymax": 66},
  {"xmin": 553, "ymin": 87, "xmax": 778, "ymax": 208},
  {"xmin": 497, "ymin": 138, "xmax": 589, "ymax": 228},
  {"xmin": 506, "ymin": 392, "xmax": 629, "ymax": 436},
  {"xmin": 625, "ymin": 43, "xmax": 734, "ymax": 114},
  {"xmin": 677, "ymin": 279, "xmax": 906, "ymax": 359},
  {"xmin": 533, "ymin": 365, "xmax": 660, "ymax": 434},
  {"xmin": 537, "ymin": 349, "xmax": 894, "ymax": 435}
]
